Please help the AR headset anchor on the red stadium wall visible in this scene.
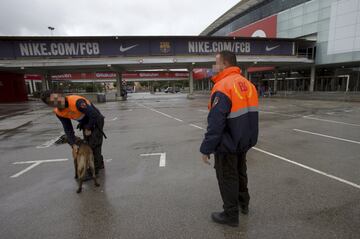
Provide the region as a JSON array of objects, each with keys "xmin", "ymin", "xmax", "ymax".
[
  {"xmin": 0, "ymin": 72, "xmax": 28, "ymax": 102},
  {"xmin": 229, "ymin": 15, "xmax": 277, "ymax": 38}
]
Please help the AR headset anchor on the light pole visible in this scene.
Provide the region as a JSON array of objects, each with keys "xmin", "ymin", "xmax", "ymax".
[{"xmin": 48, "ymin": 26, "xmax": 55, "ymax": 36}]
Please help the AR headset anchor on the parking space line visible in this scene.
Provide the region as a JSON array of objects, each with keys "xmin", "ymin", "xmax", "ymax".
[
  {"xmin": 259, "ymin": 110, "xmax": 299, "ymax": 118},
  {"xmin": 136, "ymin": 103, "xmax": 360, "ymax": 190},
  {"xmin": 140, "ymin": 153, "xmax": 166, "ymax": 167},
  {"xmin": 189, "ymin": 124, "xmax": 205, "ymax": 130},
  {"xmin": 138, "ymin": 104, "xmax": 183, "ymax": 122},
  {"xmin": 11, "ymin": 158, "xmax": 69, "ymax": 178},
  {"xmin": 36, "ymin": 134, "xmax": 63, "ymax": 149},
  {"xmin": 252, "ymin": 147, "xmax": 360, "ymax": 190},
  {"xmin": 302, "ymin": 116, "xmax": 360, "ymax": 127},
  {"xmin": 198, "ymin": 109, "xmax": 208, "ymax": 113},
  {"xmin": 106, "ymin": 117, "xmax": 118, "ymax": 122},
  {"xmin": 294, "ymin": 129, "xmax": 360, "ymax": 145}
]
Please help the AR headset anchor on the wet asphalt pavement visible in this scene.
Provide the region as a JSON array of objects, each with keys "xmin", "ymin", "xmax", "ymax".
[{"xmin": 0, "ymin": 93, "xmax": 359, "ymax": 239}]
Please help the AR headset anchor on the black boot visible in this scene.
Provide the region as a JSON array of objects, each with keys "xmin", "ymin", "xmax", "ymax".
[
  {"xmin": 240, "ymin": 205, "xmax": 249, "ymax": 215},
  {"xmin": 211, "ymin": 212, "xmax": 239, "ymax": 227}
]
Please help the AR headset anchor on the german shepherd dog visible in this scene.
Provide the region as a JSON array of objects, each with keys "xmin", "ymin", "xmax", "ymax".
[{"xmin": 72, "ymin": 138, "xmax": 100, "ymax": 193}]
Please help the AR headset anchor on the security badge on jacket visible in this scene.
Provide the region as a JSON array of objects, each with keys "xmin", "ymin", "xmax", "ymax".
[
  {"xmin": 79, "ymin": 102, "xmax": 87, "ymax": 109},
  {"xmin": 212, "ymin": 96, "xmax": 220, "ymax": 108}
]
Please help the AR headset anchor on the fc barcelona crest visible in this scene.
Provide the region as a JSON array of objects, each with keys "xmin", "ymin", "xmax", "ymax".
[{"xmin": 160, "ymin": 41, "xmax": 171, "ymax": 54}]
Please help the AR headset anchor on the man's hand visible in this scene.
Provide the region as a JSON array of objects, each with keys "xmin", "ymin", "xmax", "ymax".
[
  {"xmin": 202, "ymin": 154, "xmax": 211, "ymax": 165},
  {"xmin": 72, "ymin": 144, "xmax": 79, "ymax": 156},
  {"xmin": 84, "ymin": 129, "xmax": 92, "ymax": 136}
]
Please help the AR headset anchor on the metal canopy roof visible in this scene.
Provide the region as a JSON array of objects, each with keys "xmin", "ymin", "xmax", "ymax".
[{"xmin": 200, "ymin": 0, "xmax": 266, "ymax": 36}]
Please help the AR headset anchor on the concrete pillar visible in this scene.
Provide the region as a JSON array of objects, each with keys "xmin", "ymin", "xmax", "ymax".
[
  {"xmin": 116, "ymin": 71, "xmax": 126, "ymax": 101},
  {"xmin": 274, "ymin": 68, "xmax": 278, "ymax": 93},
  {"xmin": 41, "ymin": 74, "xmax": 48, "ymax": 91},
  {"xmin": 242, "ymin": 67, "xmax": 248, "ymax": 79},
  {"xmin": 310, "ymin": 65, "xmax": 316, "ymax": 92},
  {"xmin": 28, "ymin": 80, "xmax": 34, "ymax": 94},
  {"xmin": 188, "ymin": 66, "xmax": 194, "ymax": 99}
]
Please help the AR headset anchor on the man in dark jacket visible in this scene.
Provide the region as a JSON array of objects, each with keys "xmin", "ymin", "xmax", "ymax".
[
  {"xmin": 41, "ymin": 91, "xmax": 105, "ymax": 175},
  {"xmin": 200, "ymin": 51, "xmax": 259, "ymax": 227}
]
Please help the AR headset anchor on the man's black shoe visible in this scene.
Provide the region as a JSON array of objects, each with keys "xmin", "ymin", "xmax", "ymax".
[
  {"xmin": 211, "ymin": 212, "xmax": 239, "ymax": 227},
  {"xmin": 240, "ymin": 205, "xmax": 249, "ymax": 215}
]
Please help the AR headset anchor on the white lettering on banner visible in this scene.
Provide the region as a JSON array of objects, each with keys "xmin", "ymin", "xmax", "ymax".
[
  {"xmin": 65, "ymin": 43, "xmax": 76, "ymax": 55},
  {"xmin": 19, "ymin": 43, "xmax": 30, "ymax": 56},
  {"xmin": 33, "ymin": 43, "xmax": 41, "ymax": 56},
  {"xmin": 188, "ymin": 41, "xmax": 251, "ymax": 54},
  {"xmin": 40, "ymin": 43, "xmax": 47, "ymax": 55},
  {"xmin": 19, "ymin": 42, "xmax": 101, "ymax": 57},
  {"xmin": 50, "ymin": 43, "xmax": 58, "ymax": 55},
  {"xmin": 93, "ymin": 43, "xmax": 100, "ymax": 54},
  {"xmin": 58, "ymin": 43, "xmax": 65, "ymax": 56}
]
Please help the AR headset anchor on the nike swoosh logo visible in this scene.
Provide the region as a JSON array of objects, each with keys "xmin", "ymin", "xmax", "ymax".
[
  {"xmin": 120, "ymin": 44, "xmax": 138, "ymax": 52},
  {"xmin": 266, "ymin": 45, "xmax": 280, "ymax": 51}
]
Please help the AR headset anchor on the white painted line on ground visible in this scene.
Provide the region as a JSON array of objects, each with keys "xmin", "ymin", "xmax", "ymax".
[
  {"xmin": 105, "ymin": 159, "xmax": 113, "ymax": 163},
  {"xmin": 294, "ymin": 129, "xmax": 360, "ymax": 145},
  {"xmin": 140, "ymin": 153, "xmax": 166, "ymax": 167},
  {"xmin": 109, "ymin": 117, "xmax": 118, "ymax": 121},
  {"xmin": 138, "ymin": 104, "xmax": 184, "ymax": 122},
  {"xmin": 198, "ymin": 109, "xmax": 208, "ymax": 113},
  {"xmin": 302, "ymin": 116, "xmax": 360, "ymax": 127},
  {"xmin": 11, "ymin": 158, "xmax": 69, "ymax": 178},
  {"xmin": 190, "ymin": 124, "xmax": 206, "ymax": 130},
  {"xmin": 36, "ymin": 134, "xmax": 63, "ymax": 149},
  {"xmin": 252, "ymin": 147, "xmax": 360, "ymax": 190},
  {"xmin": 259, "ymin": 110, "xmax": 299, "ymax": 118},
  {"xmin": 326, "ymin": 112, "xmax": 335, "ymax": 115},
  {"xmin": 261, "ymin": 110, "xmax": 360, "ymax": 127},
  {"xmin": 187, "ymin": 123, "xmax": 360, "ymax": 190},
  {"xmin": 138, "ymin": 103, "xmax": 360, "ymax": 189}
]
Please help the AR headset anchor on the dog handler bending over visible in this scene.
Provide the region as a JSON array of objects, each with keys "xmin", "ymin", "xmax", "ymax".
[{"xmin": 41, "ymin": 91, "xmax": 105, "ymax": 175}]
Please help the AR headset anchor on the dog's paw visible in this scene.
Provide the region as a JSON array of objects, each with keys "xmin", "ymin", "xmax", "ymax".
[
  {"xmin": 76, "ymin": 188, "xmax": 82, "ymax": 193},
  {"xmin": 95, "ymin": 183, "xmax": 100, "ymax": 187},
  {"xmin": 74, "ymin": 175, "xmax": 78, "ymax": 179}
]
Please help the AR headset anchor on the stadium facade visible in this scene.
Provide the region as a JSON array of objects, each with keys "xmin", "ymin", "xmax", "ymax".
[{"xmin": 201, "ymin": 0, "xmax": 360, "ymax": 93}]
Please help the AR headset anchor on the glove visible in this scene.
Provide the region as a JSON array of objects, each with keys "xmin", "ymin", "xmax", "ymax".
[{"xmin": 76, "ymin": 123, "xmax": 84, "ymax": 131}]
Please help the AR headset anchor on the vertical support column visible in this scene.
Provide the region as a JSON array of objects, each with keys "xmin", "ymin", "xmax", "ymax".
[
  {"xmin": 116, "ymin": 71, "xmax": 125, "ymax": 101},
  {"xmin": 28, "ymin": 80, "xmax": 34, "ymax": 95},
  {"xmin": 41, "ymin": 74, "xmax": 48, "ymax": 91},
  {"xmin": 242, "ymin": 67, "xmax": 248, "ymax": 79},
  {"xmin": 274, "ymin": 68, "xmax": 278, "ymax": 93},
  {"xmin": 45, "ymin": 74, "xmax": 50, "ymax": 91},
  {"xmin": 188, "ymin": 66, "xmax": 194, "ymax": 99},
  {"xmin": 310, "ymin": 65, "xmax": 315, "ymax": 92}
]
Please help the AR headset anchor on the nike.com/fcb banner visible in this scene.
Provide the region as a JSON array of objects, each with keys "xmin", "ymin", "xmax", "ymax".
[{"xmin": 0, "ymin": 37, "xmax": 296, "ymax": 59}]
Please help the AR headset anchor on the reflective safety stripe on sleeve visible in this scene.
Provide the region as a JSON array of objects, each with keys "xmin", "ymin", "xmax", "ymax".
[{"xmin": 227, "ymin": 106, "xmax": 258, "ymax": 119}]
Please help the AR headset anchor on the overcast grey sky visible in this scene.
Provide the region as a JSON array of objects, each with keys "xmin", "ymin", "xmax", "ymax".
[{"xmin": 0, "ymin": 0, "xmax": 239, "ymax": 36}]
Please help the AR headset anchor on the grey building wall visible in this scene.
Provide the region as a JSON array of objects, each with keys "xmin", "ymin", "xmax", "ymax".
[{"xmin": 277, "ymin": 0, "xmax": 360, "ymax": 65}]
